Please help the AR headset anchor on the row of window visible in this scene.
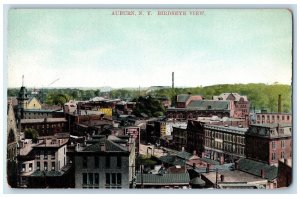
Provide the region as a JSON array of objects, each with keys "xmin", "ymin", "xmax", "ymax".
[
  {"xmin": 271, "ymin": 151, "xmax": 287, "ymax": 160},
  {"xmin": 35, "ymin": 151, "xmax": 56, "ymax": 160},
  {"xmin": 271, "ymin": 140, "xmax": 286, "ymax": 149},
  {"xmin": 257, "ymin": 115, "xmax": 290, "ymax": 121},
  {"xmin": 82, "ymin": 156, "xmax": 122, "ymax": 169},
  {"xmin": 21, "ymin": 161, "xmax": 56, "ymax": 172},
  {"xmin": 82, "ymin": 173, "xmax": 122, "ymax": 187},
  {"xmin": 204, "ymin": 139, "xmax": 245, "ymax": 155},
  {"xmin": 204, "ymin": 130, "xmax": 245, "ymax": 144}
]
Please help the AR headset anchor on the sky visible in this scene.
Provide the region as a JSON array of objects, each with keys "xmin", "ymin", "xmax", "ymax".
[{"xmin": 7, "ymin": 9, "xmax": 292, "ymax": 88}]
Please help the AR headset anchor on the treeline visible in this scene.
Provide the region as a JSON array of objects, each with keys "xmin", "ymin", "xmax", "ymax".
[{"xmin": 8, "ymin": 83, "xmax": 292, "ymax": 113}]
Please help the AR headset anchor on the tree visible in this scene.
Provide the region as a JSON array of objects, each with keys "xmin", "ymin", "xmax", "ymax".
[{"xmin": 24, "ymin": 128, "xmax": 39, "ymax": 143}]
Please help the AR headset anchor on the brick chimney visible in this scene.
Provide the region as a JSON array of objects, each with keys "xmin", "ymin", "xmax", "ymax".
[
  {"xmin": 260, "ymin": 169, "xmax": 265, "ymax": 179},
  {"xmin": 206, "ymin": 163, "xmax": 211, "ymax": 173},
  {"xmin": 278, "ymin": 94, "xmax": 282, "ymax": 113}
]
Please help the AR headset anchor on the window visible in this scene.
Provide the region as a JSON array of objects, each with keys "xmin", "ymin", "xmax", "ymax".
[
  {"xmin": 95, "ymin": 173, "xmax": 99, "ymax": 185},
  {"xmin": 36, "ymin": 151, "xmax": 40, "ymax": 159},
  {"xmin": 51, "ymin": 151, "xmax": 55, "ymax": 160},
  {"xmin": 88, "ymin": 173, "xmax": 93, "ymax": 185},
  {"xmin": 83, "ymin": 157, "xmax": 87, "ymax": 168},
  {"xmin": 51, "ymin": 162, "xmax": 55, "ymax": 171},
  {"xmin": 106, "ymin": 173, "xmax": 110, "ymax": 185},
  {"xmin": 37, "ymin": 162, "xmax": 40, "ymax": 171},
  {"xmin": 82, "ymin": 173, "xmax": 87, "ymax": 185},
  {"xmin": 44, "ymin": 151, "xmax": 48, "ymax": 160},
  {"xmin": 272, "ymin": 141, "xmax": 276, "ymax": 149},
  {"xmin": 287, "ymin": 116, "xmax": 290, "ymax": 121},
  {"xmin": 272, "ymin": 153, "xmax": 276, "ymax": 160},
  {"xmin": 112, "ymin": 173, "xmax": 116, "ymax": 185},
  {"xmin": 282, "ymin": 116, "xmax": 285, "ymax": 120},
  {"xmin": 29, "ymin": 163, "xmax": 33, "ymax": 172},
  {"xmin": 117, "ymin": 173, "xmax": 122, "ymax": 185},
  {"xmin": 105, "ymin": 156, "xmax": 110, "ymax": 168},
  {"xmin": 22, "ymin": 164, "xmax": 25, "ymax": 172},
  {"xmin": 281, "ymin": 140, "xmax": 285, "ymax": 148},
  {"xmin": 95, "ymin": 156, "xmax": 99, "ymax": 168},
  {"xmin": 281, "ymin": 151, "xmax": 285, "ymax": 159},
  {"xmin": 44, "ymin": 162, "xmax": 48, "ymax": 171},
  {"xmin": 117, "ymin": 156, "xmax": 121, "ymax": 168}
]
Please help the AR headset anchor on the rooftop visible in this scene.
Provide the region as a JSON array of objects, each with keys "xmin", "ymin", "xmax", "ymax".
[
  {"xmin": 21, "ymin": 118, "xmax": 67, "ymax": 124},
  {"xmin": 205, "ymin": 125, "xmax": 248, "ymax": 134},
  {"xmin": 136, "ymin": 173, "xmax": 190, "ymax": 185},
  {"xmin": 187, "ymin": 100, "xmax": 230, "ymax": 110}
]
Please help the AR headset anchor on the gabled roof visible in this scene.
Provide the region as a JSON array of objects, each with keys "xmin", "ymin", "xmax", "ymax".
[
  {"xmin": 159, "ymin": 155, "xmax": 186, "ymax": 166},
  {"xmin": 83, "ymin": 139, "xmax": 128, "ymax": 152},
  {"xmin": 238, "ymin": 158, "xmax": 278, "ymax": 181},
  {"xmin": 213, "ymin": 93, "xmax": 248, "ymax": 101},
  {"xmin": 187, "ymin": 100, "xmax": 230, "ymax": 110},
  {"xmin": 177, "ymin": 94, "xmax": 190, "ymax": 103},
  {"xmin": 136, "ymin": 173, "xmax": 190, "ymax": 185}
]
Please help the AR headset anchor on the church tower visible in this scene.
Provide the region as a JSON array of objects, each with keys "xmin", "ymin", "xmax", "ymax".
[{"xmin": 16, "ymin": 75, "xmax": 29, "ymax": 121}]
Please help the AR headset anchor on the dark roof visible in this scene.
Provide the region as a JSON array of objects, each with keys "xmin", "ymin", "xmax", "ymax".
[
  {"xmin": 187, "ymin": 100, "xmax": 230, "ymax": 110},
  {"xmin": 83, "ymin": 139, "xmax": 127, "ymax": 152},
  {"xmin": 250, "ymin": 123, "xmax": 292, "ymax": 128},
  {"xmin": 176, "ymin": 151, "xmax": 193, "ymax": 160},
  {"xmin": 189, "ymin": 177, "xmax": 205, "ymax": 186},
  {"xmin": 159, "ymin": 155, "xmax": 186, "ymax": 166},
  {"xmin": 136, "ymin": 173, "xmax": 190, "ymax": 185},
  {"xmin": 238, "ymin": 158, "xmax": 278, "ymax": 181},
  {"xmin": 177, "ymin": 94, "xmax": 190, "ymax": 103},
  {"xmin": 30, "ymin": 170, "xmax": 62, "ymax": 177}
]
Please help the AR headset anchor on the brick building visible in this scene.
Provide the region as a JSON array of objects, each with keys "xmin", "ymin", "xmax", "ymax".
[
  {"xmin": 186, "ymin": 118, "xmax": 248, "ymax": 162},
  {"xmin": 213, "ymin": 93, "xmax": 250, "ymax": 119},
  {"xmin": 166, "ymin": 100, "xmax": 235, "ymax": 120},
  {"xmin": 253, "ymin": 113, "xmax": 292, "ymax": 124},
  {"xmin": 277, "ymin": 158, "xmax": 292, "ymax": 188},
  {"xmin": 176, "ymin": 94, "xmax": 203, "ymax": 108},
  {"xmin": 172, "ymin": 126, "xmax": 187, "ymax": 151},
  {"xmin": 245, "ymin": 123, "xmax": 292, "ymax": 166}
]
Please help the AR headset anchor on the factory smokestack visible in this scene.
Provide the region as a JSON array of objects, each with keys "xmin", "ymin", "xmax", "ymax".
[
  {"xmin": 278, "ymin": 94, "xmax": 282, "ymax": 113},
  {"xmin": 172, "ymin": 72, "xmax": 174, "ymax": 89}
]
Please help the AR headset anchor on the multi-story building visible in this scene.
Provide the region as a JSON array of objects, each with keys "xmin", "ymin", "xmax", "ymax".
[
  {"xmin": 74, "ymin": 135, "xmax": 135, "ymax": 189},
  {"xmin": 18, "ymin": 137, "xmax": 71, "ymax": 188},
  {"xmin": 172, "ymin": 126, "xmax": 187, "ymax": 151},
  {"xmin": 245, "ymin": 123, "xmax": 292, "ymax": 166},
  {"xmin": 20, "ymin": 118, "xmax": 68, "ymax": 136},
  {"xmin": 186, "ymin": 118, "xmax": 248, "ymax": 162},
  {"xmin": 166, "ymin": 100, "xmax": 235, "ymax": 120},
  {"xmin": 213, "ymin": 93, "xmax": 250, "ymax": 119},
  {"xmin": 253, "ymin": 113, "xmax": 292, "ymax": 124}
]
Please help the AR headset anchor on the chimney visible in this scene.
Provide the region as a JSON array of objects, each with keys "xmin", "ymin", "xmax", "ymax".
[
  {"xmin": 260, "ymin": 169, "xmax": 265, "ymax": 179},
  {"xmin": 235, "ymin": 161, "xmax": 239, "ymax": 170},
  {"xmin": 182, "ymin": 146, "xmax": 185, "ymax": 151},
  {"xmin": 201, "ymin": 152, "xmax": 205, "ymax": 158},
  {"xmin": 220, "ymin": 175, "xmax": 225, "ymax": 182},
  {"xmin": 172, "ymin": 72, "xmax": 174, "ymax": 89},
  {"xmin": 193, "ymin": 150, "xmax": 197, "ymax": 156},
  {"xmin": 278, "ymin": 94, "xmax": 282, "ymax": 113},
  {"xmin": 206, "ymin": 163, "xmax": 211, "ymax": 173}
]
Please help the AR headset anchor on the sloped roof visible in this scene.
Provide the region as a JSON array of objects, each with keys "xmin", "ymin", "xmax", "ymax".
[
  {"xmin": 187, "ymin": 100, "xmax": 230, "ymax": 110},
  {"xmin": 30, "ymin": 170, "xmax": 62, "ymax": 177},
  {"xmin": 213, "ymin": 93, "xmax": 248, "ymax": 101},
  {"xmin": 238, "ymin": 158, "xmax": 278, "ymax": 181},
  {"xmin": 189, "ymin": 177, "xmax": 205, "ymax": 186},
  {"xmin": 159, "ymin": 155, "xmax": 186, "ymax": 166},
  {"xmin": 136, "ymin": 173, "xmax": 190, "ymax": 184},
  {"xmin": 83, "ymin": 139, "xmax": 127, "ymax": 152},
  {"xmin": 177, "ymin": 94, "xmax": 190, "ymax": 103},
  {"xmin": 176, "ymin": 151, "xmax": 193, "ymax": 160}
]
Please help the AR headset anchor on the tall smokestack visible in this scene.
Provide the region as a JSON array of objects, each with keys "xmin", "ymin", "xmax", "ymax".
[
  {"xmin": 172, "ymin": 72, "xmax": 174, "ymax": 89},
  {"xmin": 278, "ymin": 94, "xmax": 282, "ymax": 113}
]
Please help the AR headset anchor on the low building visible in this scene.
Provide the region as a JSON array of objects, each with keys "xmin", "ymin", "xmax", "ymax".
[
  {"xmin": 245, "ymin": 123, "xmax": 292, "ymax": 166},
  {"xmin": 74, "ymin": 135, "xmax": 135, "ymax": 189},
  {"xmin": 136, "ymin": 173, "xmax": 190, "ymax": 189}
]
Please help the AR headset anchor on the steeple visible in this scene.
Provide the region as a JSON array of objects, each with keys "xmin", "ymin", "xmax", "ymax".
[{"xmin": 17, "ymin": 75, "xmax": 29, "ymax": 119}]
